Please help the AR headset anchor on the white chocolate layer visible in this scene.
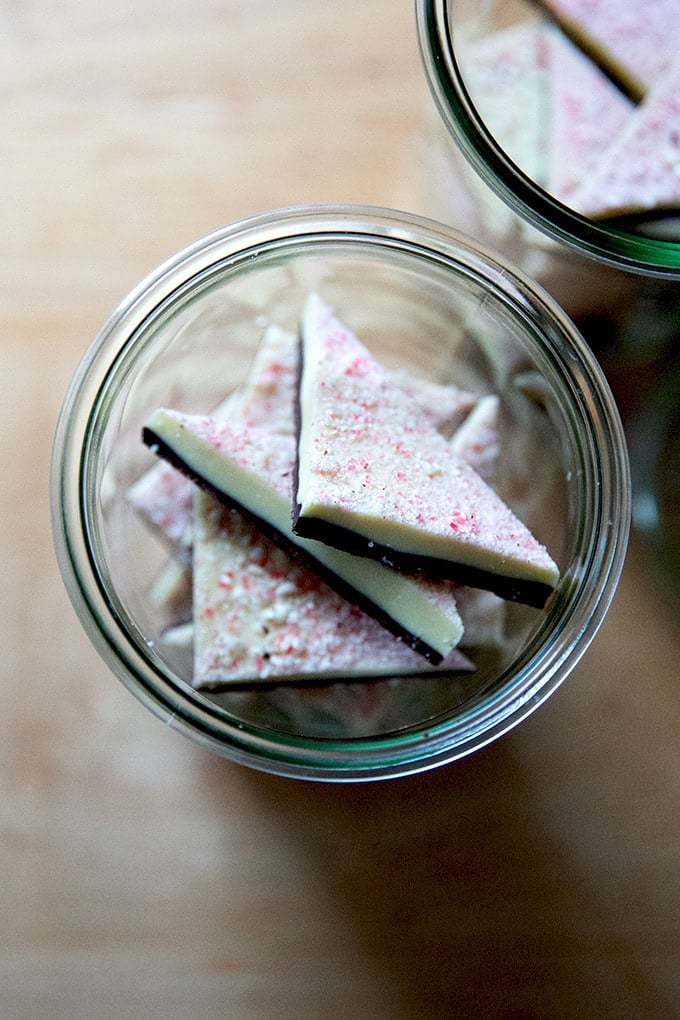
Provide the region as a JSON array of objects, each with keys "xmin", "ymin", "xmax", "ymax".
[
  {"xmin": 571, "ymin": 55, "xmax": 680, "ymax": 219},
  {"xmin": 295, "ymin": 294, "xmax": 560, "ymax": 597},
  {"xmin": 539, "ymin": 0, "xmax": 678, "ymax": 100},
  {"xmin": 192, "ymin": 490, "xmax": 472, "ymax": 688},
  {"xmin": 128, "ymin": 324, "xmax": 295, "ymax": 551},
  {"xmin": 144, "ymin": 408, "xmax": 466, "ymax": 662}
]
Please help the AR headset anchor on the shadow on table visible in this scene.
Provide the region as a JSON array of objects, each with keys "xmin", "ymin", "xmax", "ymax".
[
  {"xmin": 202, "ymin": 729, "xmax": 674, "ymax": 1019},
  {"xmin": 195, "ymin": 534, "xmax": 680, "ymax": 1019}
]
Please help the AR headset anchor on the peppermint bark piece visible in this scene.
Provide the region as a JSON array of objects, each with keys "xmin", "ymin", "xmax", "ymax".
[
  {"xmin": 128, "ymin": 324, "xmax": 296, "ymax": 552},
  {"xmin": 131, "ymin": 323, "xmax": 480, "ymax": 554},
  {"xmin": 536, "ymin": 0, "xmax": 677, "ymax": 101},
  {"xmin": 143, "ymin": 410, "xmax": 465, "ymax": 664},
  {"xmin": 460, "ymin": 21, "xmax": 551, "ymax": 187},
  {"xmin": 547, "ymin": 26, "xmax": 633, "ymax": 203},
  {"xmin": 570, "ymin": 56, "xmax": 680, "ymax": 220},
  {"xmin": 293, "ymin": 294, "xmax": 560, "ymax": 607},
  {"xmin": 192, "ymin": 490, "xmax": 472, "ymax": 688},
  {"xmin": 449, "ymin": 394, "xmax": 499, "ymax": 482},
  {"xmin": 461, "ymin": 21, "xmax": 633, "ymax": 205}
]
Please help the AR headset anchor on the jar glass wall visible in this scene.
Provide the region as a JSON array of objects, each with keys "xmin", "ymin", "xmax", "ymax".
[
  {"xmin": 51, "ymin": 205, "xmax": 630, "ymax": 781},
  {"xmin": 416, "ymin": 0, "xmax": 679, "ymax": 603},
  {"xmin": 416, "ymin": 0, "xmax": 680, "ymax": 280}
]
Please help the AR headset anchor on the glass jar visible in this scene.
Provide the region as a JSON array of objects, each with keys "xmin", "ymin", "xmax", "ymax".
[
  {"xmin": 416, "ymin": 0, "xmax": 680, "ymax": 288},
  {"xmin": 51, "ymin": 205, "xmax": 629, "ymax": 781},
  {"xmin": 416, "ymin": 0, "xmax": 679, "ymax": 599}
]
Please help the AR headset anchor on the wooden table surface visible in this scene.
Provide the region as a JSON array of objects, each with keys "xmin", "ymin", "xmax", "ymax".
[{"xmin": 3, "ymin": 2, "xmax": 679, "ymax": 1017}]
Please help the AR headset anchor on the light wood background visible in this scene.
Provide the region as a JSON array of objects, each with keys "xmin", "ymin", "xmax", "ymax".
[{"xmin": 2, "ymin": 2, "xmax": 679, "ymax": 1017}]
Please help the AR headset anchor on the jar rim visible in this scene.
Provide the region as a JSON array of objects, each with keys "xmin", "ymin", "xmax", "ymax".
[
  {"xmin": 416, "ymin": 0, "xmax": 680, "ymax": 278},
  {"xmin": 51, "ymin": 203, "xmax": 631, "ymax": 781}
]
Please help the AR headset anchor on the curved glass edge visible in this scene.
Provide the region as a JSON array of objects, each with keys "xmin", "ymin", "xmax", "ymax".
[
  {"xmin": 415, "ymin": 0, "xmax": 680, "ymax": 278},
  {"xmin": 50, "ymin": 204, "xmax": 631, "ymax": 782}
]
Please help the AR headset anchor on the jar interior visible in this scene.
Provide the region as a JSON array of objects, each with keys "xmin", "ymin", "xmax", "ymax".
[
  {"xmin": 424, "ymin": 0, "xmax": 680, "ymax": 267},
  {"xmin": 79, "ymin": 236, "xmax": 596, "ymax": 746}
]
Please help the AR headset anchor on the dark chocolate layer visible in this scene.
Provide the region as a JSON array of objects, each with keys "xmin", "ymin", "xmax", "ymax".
[
  {"xmin": 291, "ymin": 328, "xmax": 553, "ymax": 610},
  {"xmin": 291, "ymin": 514, "xmax": 555, "ymax": 609},
  {"xmin": 143, "ymin": 425, "xmax": 448, "ymax": 664},
  {"xmin": 528, "ymin": 0, "xmax": 644, "ymax": 103}
]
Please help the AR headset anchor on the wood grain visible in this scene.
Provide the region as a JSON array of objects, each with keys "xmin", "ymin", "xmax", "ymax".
[{"xmin": 2, "ymin": 2, "xmax": 679, "ymax": 1017}]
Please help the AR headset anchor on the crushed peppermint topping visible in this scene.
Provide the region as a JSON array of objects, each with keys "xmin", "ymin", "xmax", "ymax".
[{"xmin": 136, "ymin": 295, "xmax": 556, "ymax": 692}]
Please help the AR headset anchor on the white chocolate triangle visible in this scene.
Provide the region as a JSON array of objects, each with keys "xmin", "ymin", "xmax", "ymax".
[{"xmin": 294, "ymin": 294, "xmax": 559, "ymax": 603}]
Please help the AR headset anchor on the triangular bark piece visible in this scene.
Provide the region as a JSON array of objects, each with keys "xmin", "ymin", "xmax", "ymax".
[
  {"xmin": 570, "ymin": 56, "xmax": 680, "ymax": 219},
  {"xmin": 143, "ymin": 405, "xmax": 468, "ymax": 664},
  {"xmin": 128, "ymin": 324, "xmax": 295, "ymax": 552},
  {"xmin": 547, "ymin": 25, "xmax": 633, "ymax": 203},
  {"xmin": 537, "ymin": 0, "xmax": 677, "ymax": 101},
  {"xmin": 293, "ymin": 294, "xmax": 559, "ymax": 607},
  {"xmin": 192, "ymin": 489, "xmax": 472, "ymax": 688}
]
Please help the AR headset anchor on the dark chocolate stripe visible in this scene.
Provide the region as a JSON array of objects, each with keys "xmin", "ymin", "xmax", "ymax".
[
  {"xmin": 292, "ymin": 515, "xmax": 554, "ymax": 609},
  {"xmin": 527, "ymin": 0, "xmax": 643, "ymax": 103},
  {"xmin": 293, "ymin": 308, "xmax": 552, "ymax": 609},
  {"xmin": 142, "ymin": 425, "xmax": 446, "ymax": 664}
]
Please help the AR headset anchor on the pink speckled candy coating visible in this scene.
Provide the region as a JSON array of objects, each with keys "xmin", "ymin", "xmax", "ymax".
[
  {"xmin": 540, "ymin": 0, "xmax": 678, "ymax": 97},
  {"xmin": 192, "ymin": 490, "xmax": 472, "ymax": 687},
  {"xmin": 387, "ymin": 369, "xmax": 477, "ymax": 437},
  {"xmin": 571, "ymin": 56, "xmax": 680, "ymax": 218},
  {"xmin": 295, "ymin": 294, "xmax": 559, "ymax": 590},
  {"xmin": 128, "ymin": 325, "xmax": 296, "ymax": 550},
  {"xmin": 547, "ymin": 26, "xmax": 633, "ymax": 202}
]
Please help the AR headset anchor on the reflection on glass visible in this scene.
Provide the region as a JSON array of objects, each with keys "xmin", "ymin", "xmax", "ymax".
[
  {"xmin": 417, "ymin": 0, "xmax": 680, "ymax": 600},
  {"xmin": 454, "ymin": 0, "xmax": 680, "ymax": 241}
]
